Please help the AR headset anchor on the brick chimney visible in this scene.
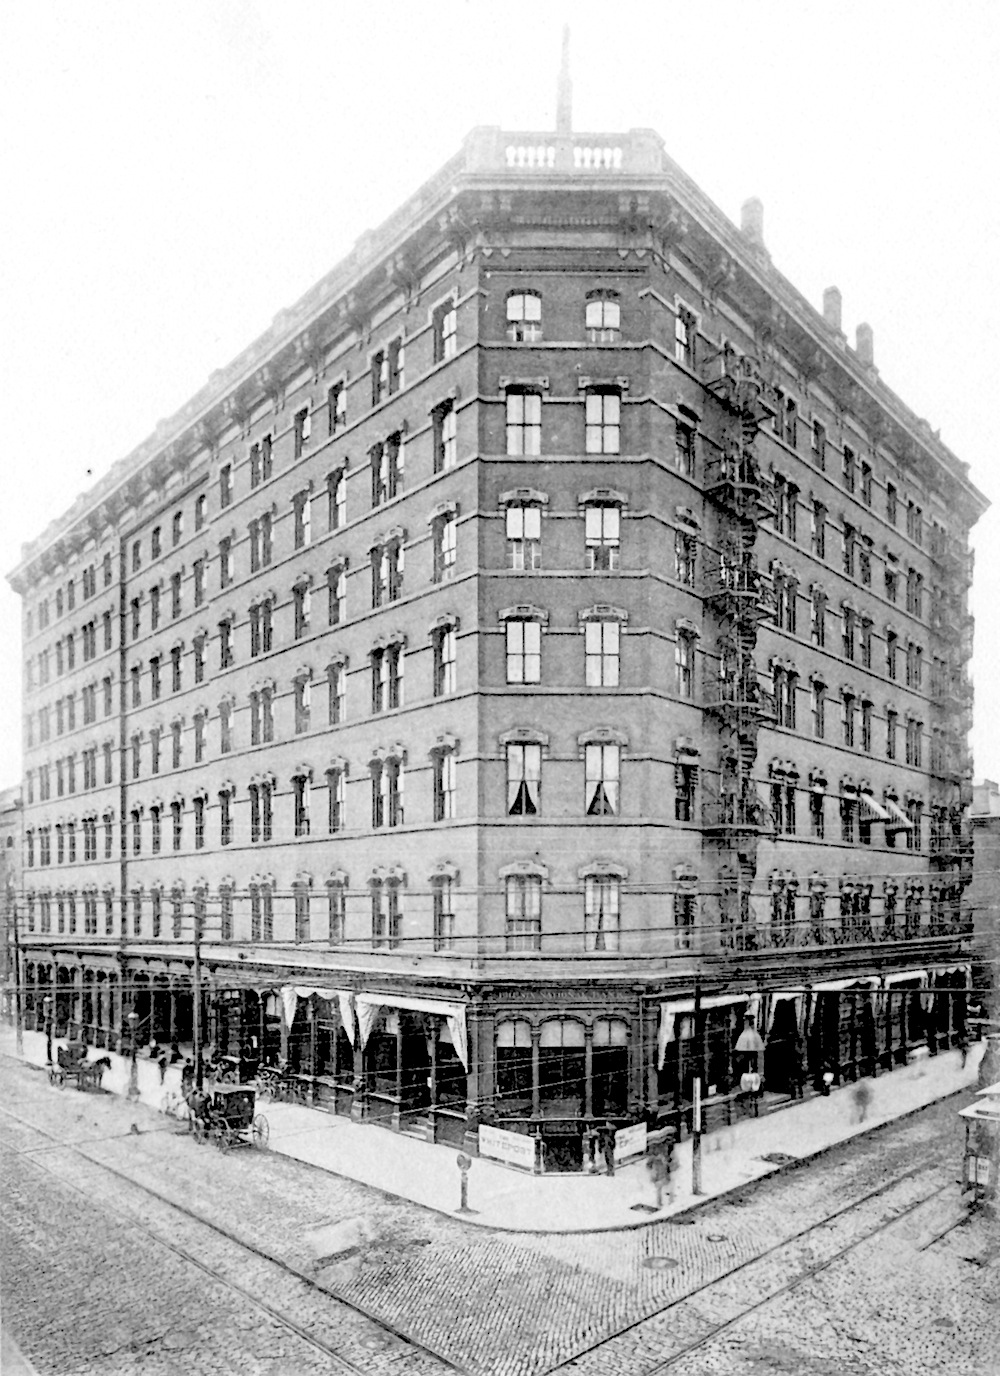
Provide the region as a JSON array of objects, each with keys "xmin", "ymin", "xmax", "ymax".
[
  {"xmin": 856, "ymin": 322, "xmax": 874, "ymax": 368},
  {"xmin": 822, "ymin": 287, "xmax": 842, "ymax": 332}
]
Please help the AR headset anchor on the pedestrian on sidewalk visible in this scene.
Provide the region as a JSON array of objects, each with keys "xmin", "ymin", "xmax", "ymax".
[
  {"xmin": 601, "ymin": 1122, "xmax": 616, "ymax": 1176},
  {"xmin": 957, "ymin": 1028, "xmax": 970, "ymax": 1069},
  {"xmin": 852, "ymin": 1080, "xmax": 873, "ymax": 1123},
  {"xmin": 158, "ymin": 1050, "xmax": 168, "ymax": 1085},
  {"xmin": 181, "ymin": 1058, "xmax": 194, "ymax": 1097}
]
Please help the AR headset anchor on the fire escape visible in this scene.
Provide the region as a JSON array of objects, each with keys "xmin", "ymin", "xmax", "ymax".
[
  {"xmin": 700, "ymin": 352, "xmax": 776, "ymax": 948},
  {"xmin": 929, "ymin": 533, "xmax": 975, "ymax": 920}
]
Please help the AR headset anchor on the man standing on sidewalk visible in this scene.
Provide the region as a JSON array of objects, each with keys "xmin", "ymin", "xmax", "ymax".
[{"xmin": 600, "ymin": 1123, "xmax": 616, "ymax": 1176}]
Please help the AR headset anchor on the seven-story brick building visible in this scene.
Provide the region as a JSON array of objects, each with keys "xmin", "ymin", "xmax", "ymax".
[{"xmin": 9, "ymin": 95, "xmax": 987, "ymax": 1169}]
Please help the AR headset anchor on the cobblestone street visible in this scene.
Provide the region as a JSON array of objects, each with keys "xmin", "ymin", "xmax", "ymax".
[{"xmin": 2, "ymin": 1054, "xmax": 998, "ymax": 1375}]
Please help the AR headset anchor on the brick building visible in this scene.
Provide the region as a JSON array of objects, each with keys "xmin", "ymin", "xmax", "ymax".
[
  {"xmin": 969, "ymin": 780, "xmax": 1000, "ymax": 1025},
  {"xmin": 8, "ymin": 79, "xmax": 988, "ymax": 1167}
]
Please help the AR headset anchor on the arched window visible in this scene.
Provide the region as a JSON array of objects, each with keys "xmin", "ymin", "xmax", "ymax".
[{"xmin": 585, "ymin": 290, "xmax": 620, "ymax": 342}]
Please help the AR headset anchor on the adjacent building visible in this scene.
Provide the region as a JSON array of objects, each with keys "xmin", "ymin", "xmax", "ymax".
[
  {"xmin": 0, "ymin": 784, "xmax": 22, "ymax": 1026},
  {"xmin": 9, "ymin": 80, "xmax": 987, "ymax": 1168}
]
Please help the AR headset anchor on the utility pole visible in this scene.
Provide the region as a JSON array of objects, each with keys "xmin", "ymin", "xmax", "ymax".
[
  {"xmin": 193, "ymin": 898, "xmax": 204, "ymax": 1091},
  {"xmin": 692, "ymin": 973, "xmax": 704, "ymax": 1195}
]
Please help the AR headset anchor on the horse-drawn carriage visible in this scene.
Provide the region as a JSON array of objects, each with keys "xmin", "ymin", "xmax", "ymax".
[
  {"xmin": 48, "ymin": 1041, "xmax": 110, "ymax": 1092},
  {"xmin": 188, "ymin": 1083, "xmax": 269, "ymax": 1153}
]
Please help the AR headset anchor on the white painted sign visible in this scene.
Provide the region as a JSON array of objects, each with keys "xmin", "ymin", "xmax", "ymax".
[
  {"xmin": 479, "ymin": 1124, "xmax": 537, "ymax": 1170},
  {"xmin": 614, "ymin": 1122, "xmax": 647, "ymax": 1163}
]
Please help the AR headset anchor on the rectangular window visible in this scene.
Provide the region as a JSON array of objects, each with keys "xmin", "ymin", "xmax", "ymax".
[
  {"xmin": 505, "ymin": 875, "xmax": 541, "ymax": 951},
  {"xmin": 887, "ymin": 630, "xmax": 898, "ymax": 679},
  {"xmin": 294, "ymin": 677, "xmax": 311, "ymax": 733},
  {"xmin": 371, "ymin": 350, "xmax": 387, "ymax": 407},
  {"xmin": 843, "ymin": 692, "xmax": 856, "ymax": 747},
  {"xmin": 219, "ymin": 617, "xmax": 234, "ymax": 668},
  {"xmin": 327, "ymin": 468, "xmax": 347, "ymax": 529},
  {"xmin": 585, "ymin": 504, "xmax": 620, "ymax": 570},
  {"xmin": 840, "ymin": 795, "xmax": 857, "ymax": 843},
  {"xmin": 584, "ymin": 876, "xmax": 620, "ymax": 952},
  {"xmin": 674, "ymin": 529, "xmax": 697, "ymax": 586},
  {"xmin": 293, "ymin": 491, "xmax": 311, "ymax": 548},
  {"xmin": 433, "ymin": 751, "xmax": 456, "ymax": 822},
  {"xmin": 675, "ymin": 632, "xmax": 695, "ymax": 698},
  {"xmin": 433, "ymin": 300, "xmax": 457, "ymax": 362},
  {"xmin": 584, "ymin": 390, "xmax": 620, "ymax": 454},
  {"xmin": 675, "ymin": 418, "xmax": 696, "ymax": 476},
  {"xmin": 674, "ymin": 762, "xmax": 697, "ymax": 821},
  {"xmin": 674, "ymin": 305, "xmax": 696, "ymax": 367},
  {"xmin": 812, "ymin": 683, "xmax": 826, "ymax": 739},
  {"xmin": 507, "ymin": 743, "xmax": 541, "ymax": 816},
  {"xmin": 152, "ymin": 657, "xmax": 163, "ymax": 702},
  {"xmin": 293, "ymin": 776, "xmax": 311, "ymax": 837},
  {"xmin": 194, "ymin": 712, "xmax": 206, "ymax": 763},
  {"xmin": 842, "ymin": 523, "xmax": 855, "ymax": 577},
  {"xmin": 327, "ymin": 770, "xmax": 346, "ymax": 834},
  {"xmin": 506, "ymin": 291, "xmax": 542, "ymax": 342},
  {"xmin": 170, "ymin": 572, "xmax": 182, "ymax": 618},
  {"xmin": 433, "ymin": 880, "xmax": 454, "ymax": 952},
  {"xmin": 293, "ymin": 584, "xmax": 311, "ymax": 638},
  {"xmin": 194, "ymin": 797, "xmax": 205, "ymax": 850},
  {"xmin": 811, "ymin": 502, "xmax": 826, "ymax": 559},
  {"xmin": 432, "ymin": 513, "xmax": 457, "ymax": 583},
  {"xmin": 887, "ymin": 482, "xmax": 897, "ymax": 525},
  {"xmin": 506, "ymin": 504, "xmax": 541, "ymax": 570},
  {"xmin": 506, "ymin": 391, "xmax": 541, "ymax": 456},
  {"xmin": 294, "ymin": 405, "xmax": 311, "ymax": 458},
  {"xmin": 433, "ymin": 400, "xmax": 457, "ymax": 472},
  {"xmin": 434, "ymin": 625, "xmax": 457, "ymax": 697},
  {"xmin": 327, "ymin": 383, "xmax": 346, "ymax": 436},
  {"xmin": 585, "ymin": 743, "xmax": 620, "ymax": 816},
  {"xmin": 585, "ymin": 620, "xmax": 620, "ymax": 687},
  {"xmin": 842, "ymin": 443, "xmax": 855, "ymax": 490},
  {"xmin": 220, "ymin": 699, "xmax": 233, "ymax": 754},
  {"xmin": 812, "ymin": 420, "xmax": 827, "ymax": 470},
  {"xmin": 220, "ymin": 464, "xmax": 233, "ymax": 508},
  {"xmin": 328, "ymin": 662, "xmax": 346, "ymax": 724},
  {"xmin": 195, "ymin": 494, "xmax": 206, "ymax": 530},
  {"xmin": 887, "ymin": 709, "xmax": 898, "ymax": 760},
  {"xmin": 506, "ymin": 619, "xmax": 541, "ymax": 683},
  {"xmin": 219, "ymin": 537, "xmax": 233, "ymax": 589},
  {"xmin": 387, "ymin": 337, "xmax": 404, "ymax": 394},
  {"xmin": 193, "ymin": 558, "xmax": 205, "ymax": 607},
  {"xmin": 861, "ymin": 701, "xmax": 873, "ymax": 753}
]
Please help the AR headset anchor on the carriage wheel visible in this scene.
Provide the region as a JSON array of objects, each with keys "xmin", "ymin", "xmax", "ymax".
[
  {"xmin": 252, "ymin": 1115, "xmax": 269, "ymax": 1149},
  {"xmin": 216, "ymin": 1128, "xmax": 231, "ymax": 1154},
  {"xmin": 48, "ymin": 1067, "xmax": 58, "ymax": 1086}
]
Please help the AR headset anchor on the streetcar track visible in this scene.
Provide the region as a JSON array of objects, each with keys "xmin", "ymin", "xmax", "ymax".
[
  {"xmin": 548, "ymin": 1163, "xmax": 950, "ymax": 1374},
  {"xmin": 0, "ymin": 1102, "xmax": 468, "ymax": 1376},
  {"xmin": 641, "ymin": 1182, "xmax": 951, "ymax": 1372}
]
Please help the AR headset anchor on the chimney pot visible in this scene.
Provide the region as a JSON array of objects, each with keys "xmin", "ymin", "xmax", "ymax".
[
  {"xmin": 856, "ymin": 322, "xmax": 874, "ymax": 368},
  {"xmin": 741, "ymin": 197, "xmax": 764, "ymax": 245},
  {"xmin": 822, "ymin": 287, "xmax": 843, "ymax": 333}
]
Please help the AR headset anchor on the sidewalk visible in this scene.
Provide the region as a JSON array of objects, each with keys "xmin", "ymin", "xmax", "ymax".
[{"xmin": 2, "ymin": 1027, "xmax": 984, "ymax": 1233}]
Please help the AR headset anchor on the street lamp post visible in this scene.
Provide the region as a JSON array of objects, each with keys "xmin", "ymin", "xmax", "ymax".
[
  {"xmin": 127, "ymin": 1009, "xmax": 139, "ymax": 1100},
  {"xmin": 43, "ymin": 993, "xmax": 53, "ymax": 1065}
]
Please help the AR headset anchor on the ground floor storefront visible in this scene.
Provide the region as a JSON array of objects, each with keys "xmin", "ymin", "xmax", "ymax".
[{"xmin": 12, "ymin": 950, "xmax": 972, "ymax": 1170}]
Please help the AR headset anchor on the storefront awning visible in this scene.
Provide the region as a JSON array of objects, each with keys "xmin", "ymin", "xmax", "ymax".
[
  {"xmin": 657, "ymin": 993, "xmax": 748, "ymax": 1068},
  {"xmin": 765, "ymin": 991, "xmax": 805, "ymax": 1033},
  {"xmin": 355, "ymin": 992, "xmax": 468, "ymax": 1070},
  {"xmin": 280, "ymin": 986, "xmax": 356, "ymax": 1045},
  {"xmin": 883, "ymin": 969, "xmax": 927, "ymax": 988},
  {"xmin": 810, "ymin": 976, "xmax": 879, "ymax": 994}
]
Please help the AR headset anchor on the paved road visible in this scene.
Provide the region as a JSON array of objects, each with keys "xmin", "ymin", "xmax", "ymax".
[{"xmin": 2, "ymin": 1054, "xmax": 997, "ymax": 1376}]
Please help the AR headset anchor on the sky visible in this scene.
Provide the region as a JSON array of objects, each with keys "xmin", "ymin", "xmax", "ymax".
[{"xmin": 1, "ymin": 0, "xmax": 999, "ymax": 791}]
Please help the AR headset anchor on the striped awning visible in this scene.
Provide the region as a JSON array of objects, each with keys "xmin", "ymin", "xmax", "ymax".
[
  {"xmin": 883, "ymin": 797, "xmax": 912, "ymax": 832},
  {"xmin": 860, "ymin": 793, "xmax": 892, "ymax": 823}
]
